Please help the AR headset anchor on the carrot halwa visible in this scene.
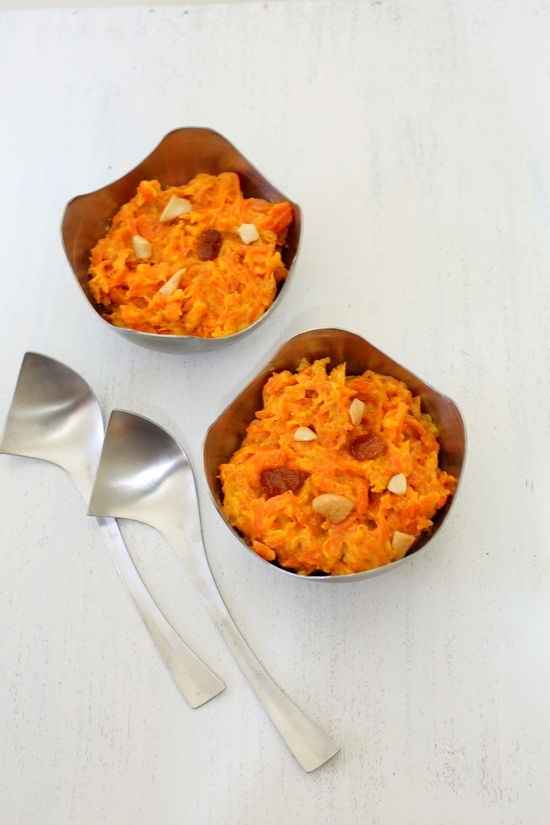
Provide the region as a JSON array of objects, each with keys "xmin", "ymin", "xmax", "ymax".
[
  {"xmin": 88, "ymin": 173, "xmax": 293, "ymax": 337},
  {"xmin": 220, "ymin": 358, "xmax": 456, "ymax": 576}
]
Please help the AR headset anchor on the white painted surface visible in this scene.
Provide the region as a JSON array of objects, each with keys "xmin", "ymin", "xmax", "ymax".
[
  {"xmin": 0, "ymin": 1, "xmax": 549, "ymax": 821},
  {"xmin": 0, "ymin": 0, "xmax": 299, "ymax": 10}
]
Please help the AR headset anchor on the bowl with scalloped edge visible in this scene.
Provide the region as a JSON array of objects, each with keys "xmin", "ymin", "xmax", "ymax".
[
  {"xmin": 61, "ymin": 127, "xmax": 301, "ymax": 354},
  {"xmin": 204, "ymin": 328, "xmax": 466, "ymax": 583}
]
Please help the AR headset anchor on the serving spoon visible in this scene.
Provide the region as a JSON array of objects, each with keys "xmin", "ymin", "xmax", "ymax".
[
  {"xmin": 0, "ymin": 353, "xmax": 224, "ymax": 708},
  {"xmin": 88, "ymin": 409, "xmax": 340, "ymax": 772}
]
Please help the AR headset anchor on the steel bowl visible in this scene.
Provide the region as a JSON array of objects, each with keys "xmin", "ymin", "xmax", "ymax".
[
  {"xmin": 61, "ymin": 127, "xmax": 302, "ymax": 354},
  {"xmin": 204, "ymin": 328, "xmax": 466, "ymax": 583}
]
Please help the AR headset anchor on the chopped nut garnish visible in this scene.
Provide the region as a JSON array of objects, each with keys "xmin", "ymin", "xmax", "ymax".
[
  {"xmin": 159, "ymin": 196, "xmax": 192, "ymax": 222},
  {"xmin": 312, "ymin": 494, "xmax": 354, "ymax": 523},
  {"xmin": 391, "ymin": 531, "xmax": 416, "ymax": 557},
  {"xmin": 158, "ymin": 268, "xmax": 186, "ymax": 296},
  {"xmin": 349, "ymin": 398, "xmax": 366, "ymax": 426},
  {"xmin": 293, "ymin": 427, "xmax": 317, "ymax": 442},
  {"xmin": 387, "ymin": 472, "xmax": 407, "ymax": 495},
  {"xmin": 238, "ymin": 223, "xmax": 260, "ymax": 244},
  {"xmin": 132, "ymin": 235, "xmax": 152, "ymax": 259}
]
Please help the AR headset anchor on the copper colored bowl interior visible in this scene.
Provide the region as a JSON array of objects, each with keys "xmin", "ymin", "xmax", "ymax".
[
  {"xmin": 61, "ymin": 127, "xmax": 302, "ymax": 353},
  {"xmin": 204, "ymin": 328, "xmax": 466, "ymax": 583}
]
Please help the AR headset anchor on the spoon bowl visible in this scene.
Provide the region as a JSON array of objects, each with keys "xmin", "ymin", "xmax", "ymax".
[{"xmin": 0, "ymin": 351, "xmax": 103, "ymax": 502}]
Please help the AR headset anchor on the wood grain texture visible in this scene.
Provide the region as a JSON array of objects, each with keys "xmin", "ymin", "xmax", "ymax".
[{"xmin": 1, "ymin": 1, "xmax": 550, "ymax": 822}]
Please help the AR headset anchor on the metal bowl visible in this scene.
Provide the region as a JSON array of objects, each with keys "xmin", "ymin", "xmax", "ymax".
[
  {"xmin": 61, "ymin": 127, "xmax": 302, "ymax": 354},
  {"xmin": 204, "ymin": 328, "xmax": 466, "ymax": 583}
]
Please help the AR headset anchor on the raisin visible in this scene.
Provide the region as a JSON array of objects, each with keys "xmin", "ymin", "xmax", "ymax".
[
  {"xmin": 197, "ymin": 229, "xmax": 222, "ymax": 261},
  {"xmin": 259, "ymin": 468, "xmax": 307, "ymax": 498},
  {"xmin": 350, "ymin": 433, "xmax": 387, "ymax": 460}
]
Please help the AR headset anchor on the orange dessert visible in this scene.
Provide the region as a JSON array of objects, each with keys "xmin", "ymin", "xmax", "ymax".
[
  {"xmin": 88, "ymin": 173, "xmax": 293, "ymax": 337},
  {"xmin": 220, "ymin": 358, "xmax": 456, "ymax": 576}
]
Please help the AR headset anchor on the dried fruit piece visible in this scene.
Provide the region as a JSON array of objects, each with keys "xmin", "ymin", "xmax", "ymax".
[
  {"xmin": 259, "ymin": 468, "xmax": 307, "ymax": 498},
  {"xmin": 293, "ymin": 427, "xmax": 317, "ymax": 442},
  {"xmin": 197, "ymin": 229, "xmax": 222, "ymax": 261},
  {"xmin": 159, "ymin": 196, "xmax": 192, "ymax": 222},
  {"xmin": 238, "ymin": 223, "xmax": 260, "ymax": 244},
  {"xmin": 391, "ymin": 531, "xmax": 416, "ymax": 557},
  {"xmin": 132, "ymin": 235, "xmax": 152, "ymax": 259},
  {"xmin": 387, "ymin": 472, "xmax": 407, "ymax": 495},
  {"xmin": 349, "ymin": 398, "xmax": 366, "ymax": 426},
  {"xmin": 350, "ymin": 433, "xmax": 387, "ymax": 460},
  {"xmin": 158, "ymin": 268, "xmax": 186, "ymax": 296},
  {"xmin": 312, "ymin": 494, "xmax": 354, "ymax": 523}
]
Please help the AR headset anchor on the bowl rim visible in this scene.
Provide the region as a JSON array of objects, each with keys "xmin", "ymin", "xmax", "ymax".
[
  {"xmin": 60, "ymin": 126, "xmax": 303, "ymax": 348},
  {"xmin": 203, "ymin": 326, "xmax": 467, "ymax": 583}
]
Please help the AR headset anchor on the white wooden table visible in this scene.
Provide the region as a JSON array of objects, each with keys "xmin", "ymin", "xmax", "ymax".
[{"xmin": 1, "ymin": 1, "xmax": 549, "ymax": 822}]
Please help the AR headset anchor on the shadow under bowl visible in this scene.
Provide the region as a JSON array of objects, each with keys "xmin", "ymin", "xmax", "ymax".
[
  {"xmin": 204, "ymin": 328, "xmax": 466, "ymax": 583},
  {"xmin": 61, "ymin": 127, "xmax": 302, "ymax": 354}
]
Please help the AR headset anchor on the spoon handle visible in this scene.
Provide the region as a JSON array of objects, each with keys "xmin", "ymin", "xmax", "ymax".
[
  {"xmin": 94, "ymin": 516, "xmax": 225, "ymax": 708},
  {"xmin": 163, "ymin": 524, "xmax": 339, "ymax": 772}
]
